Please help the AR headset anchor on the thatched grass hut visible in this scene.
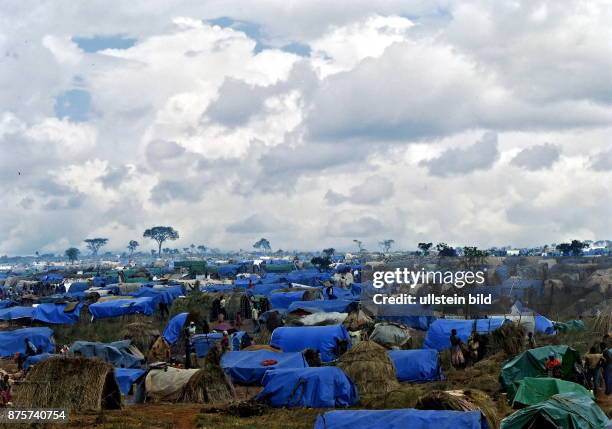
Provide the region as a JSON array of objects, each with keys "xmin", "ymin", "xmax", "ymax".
[
  {"xmin": 491, "ymin": 322, "xmax": 526, "ymax": 356},
  {"xmin": 14, "ymin": 357, "xmax": 121, "ymax": 411},
  {"xmin": 180, "ymin": 345, "xmax": 236, "ymax": 404},
  {"xmin": 148, "ymin": 336, "xmax": 171, "ymax": 362},
  {"xmin": 120, "ymin": 321, "xmax": 160, "ymax": 354},
  {"xmin": 415, "ymin": 389, "xmax": 499, "ymax": 429},
  {"xmin": 170, "ymin": 291, "xmax": 253, "ymax": 323},
  {"xmin": 336, "ymin": 340, "xmax": 399, "ymax": 399}
]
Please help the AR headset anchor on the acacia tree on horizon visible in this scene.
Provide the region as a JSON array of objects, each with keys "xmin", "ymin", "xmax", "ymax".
[
  {"xmin": 65, "ymin": 247, "xmax": 80, "ymax": 264},
  {"xmin": 84, "ymin": 238, "xmax": 108, "ymax": 256},
  {"xmin": 143, "ymin": 226, "xmax": 179, "ymax": 256},
  {"xmin": 127, "ymin": 240, "xmax": 139, "ymax": 255}
]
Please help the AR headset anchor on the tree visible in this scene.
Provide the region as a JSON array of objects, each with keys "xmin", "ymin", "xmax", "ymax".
[
  {"xmin": 556, "ymin": 240, "xmax": 588, "ymax": 256},
  {"xmin": 65, "ymin": 247, "xmax": 80, "ymax": 264},
  {"xmin": 197, "ymin": 245, "xmax": 207, "ymax": 254},
  {"xmin": 84, "ymin": 238, "xmax": 108, "ymax": 256},
  {"xmin": 378, "ymin": 239, "xmax": 395, "ymax": 253},
  {"xmin": 353, "ymin": 239, "xmax": 364, "ymax": 252},
  {"xmin": 418, "ymin": 242, "xmax": 433, "ymax": 255},
  {"xmin": 127, "ymin": 240, "xmax": 139, "ymax": 255},
  {"xmin": 463, "ymin": 246, "xmax": 489, "ymax": 267},
  {"xmin": 253, "ymin": 238, "xmax": 271, "ymax": 252},
  {"xmin": 311, "ymin": 256, "xmax": 332, "ymax": 271},
  {"xmin": 436, "ymin": 243, "xmax": 457, "ymax": 257},
  {"xmin": 322, "ymin": 248, "xmax": 335, "ymax": 258},
  {"xmin": 143, "ymin": 226, "xmax": 179, "ymax": 256}
]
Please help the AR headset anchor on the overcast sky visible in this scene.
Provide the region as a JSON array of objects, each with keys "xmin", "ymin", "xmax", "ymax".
[{"xmin": 1, "ymin": 0, "xmax": 611, "ymax": 254}]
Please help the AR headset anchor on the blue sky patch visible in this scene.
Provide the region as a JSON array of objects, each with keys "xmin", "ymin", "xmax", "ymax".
[
  {"xmin": 72, "ymin": 34, "xmax": 136, "ymax": 53},
  {"xmin": 54, "ymin": 89, "xmax": 92, "ymax": 122}
]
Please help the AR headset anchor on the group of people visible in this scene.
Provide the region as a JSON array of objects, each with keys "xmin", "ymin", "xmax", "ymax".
[
  {"xmin": 449, "ymin": 329, "xmax": 485, "ymax": 368},
  {"xmin": 583, "ymin": 335, "xmax": 612, "ymax": 394}
]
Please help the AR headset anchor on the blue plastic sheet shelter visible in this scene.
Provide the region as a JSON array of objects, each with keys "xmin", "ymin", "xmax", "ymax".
[
  {"xmin": 535, "ymin": 315, "xmax": 555, "ymax": 334},
  {"xmin": 247, "ymin": 283, "xmax": 288, "ymax": 297},
  {"xmin": 314, "ymin": 409, "xmax": 487, "ymax": 429},
  {"xmin": 269, "ymin": 291, "xmax": 307, "ymax": 310},
  {"xmin": 68, "ymin": 282, "xmax": 89, "ymax": 293},
  {"xmin": 388, "ymin": 349, "xmax": 443, "ymax": 382},
  {"xmin": 70, "ymin": 340, "xmax": 144, "ymax": 368},
  {"xmin": 192, "ymin": 333, "xmax": 223, "ymax": 357},
  {"xmin": 88, "ymin": 297, "xmax": 155, "ymax": 319},
  {"xmin": 131, "ymin": 286, "xmax": 182, "ymax": 306},
  {"xmin": 0, "ymin": 306, "xmax": 35, "ymax": 321},
  {"xmin": 23, "ymin": 353, "xmax": 54, "ymax": 370},
  {"xmin": 0, "ymin": 299, "xmax": 14, "ymax": 309},
  {"xmin": 114, "ymin": 368, "xmax": 146, "ymax": 395},
  {"xmin": 286, "ymin": 269, "xmax": 331, "ymax": 286},
  {"xmin": 221, "ymin": 350, "xmax": 308, "ymax": 385},
  {"xmin": 257, "ymin": 367, "xmax": 358, "ymax": 408},
  {"xmin": 270, "ymin": 325, "xmax": 351, "ymax": 362},
  {"xmin": 424, "ymin": 319, "xmax": 507, "ymax": 351},
  {"xmin": 0, "ymin": 327, "xmax": 55, "ymax": 357},
  {"xmin": 288, "ymin": 300, "xmax": 354, "ymax": 314},
  {"xmin": 33, "ymin": 303, "xmax": 83, "ymax": 325},
  {"xmin": 163, "ymin": 312, "xmax": 188, "ymax": 345}
]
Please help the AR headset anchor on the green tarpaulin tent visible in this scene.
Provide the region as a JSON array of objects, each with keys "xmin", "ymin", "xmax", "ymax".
[
  {"xmin": 501, "ymin": 392, "xmax": 608, "ymax": 429},
  {"xmin": 554, "ymin": 320, "xmax": 586, "ymax": 333},
  {"xmin": 500, "ymin": 345, "xmax": 581, "ymax": 399},
  {"xmin": 512, "ymin": 377, "xmax": 592, "ymax": 408}
]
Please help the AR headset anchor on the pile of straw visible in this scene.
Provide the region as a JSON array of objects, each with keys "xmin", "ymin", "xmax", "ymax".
[
  {"xmin": 415, "ymin": 389, "xmax": 499, "ymax": 429},
  {"xmin": 337, "ymin": 340, "xmax": 399, "ymax": 398},
  {"xmin": 180, "ymin": 345, "xmax": 236, "ymax": 404},
  {"xmin": 148, "ymin": 336, "xmax": 171, "ymax": 362},
  {"xmin": 14, "ymin": 356, "xmax": 121, "ymax": 411},
  {"xmin": 491, "ymin": 322, "xmax": 526, "ymax": 356},
  {"xmin": 120, "ymin": 321, "xmax": 160, "ymax": 354},
  {"xmin": 242, "ymin": 344, "xmax": 280, "ymax": 352},
  {"xmin": 343, "ymin": 307, "xmax": 374, "ymax": 331}
]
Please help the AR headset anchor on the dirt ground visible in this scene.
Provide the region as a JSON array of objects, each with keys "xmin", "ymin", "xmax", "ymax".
[{"xmin": 42, "ymin": 405, "xmax": 322, "ymax": 429}]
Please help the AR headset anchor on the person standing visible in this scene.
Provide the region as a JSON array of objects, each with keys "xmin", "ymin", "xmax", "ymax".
[
  {"xmin": 584, "ymin": 346, "xmax": 603, "ymax": 391},
  {"xmin": 449, "ymin": 329, "xmax": 465, "ymax": 369},
  {"xmin": 526, "ymin": 332, "xmax": 537, "ymax": 349}
]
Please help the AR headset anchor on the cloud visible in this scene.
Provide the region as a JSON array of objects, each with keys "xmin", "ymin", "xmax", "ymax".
[
  {"xmin": 326, "ymin": 175, "xmax": 394, "ymax": 205},
  {"xmin": 326, "ymin": 215, "xmax": 386, "ymax": 238},
  {"xmin": 2, "ymin": 4, "xmax": 612, "ymax": 254},
  {"xmin": 419, "ymin": 132, "xmax": 499, "ymax": 177},
  {"xmin": 226, "ymin": 214, "xmax": 286, "ymax": 234},
  {"xmin": 589, "ymin": 149, "xmax": 612, "ymax": 171},
  {"xmin": 511, "ymin": 143, "xmax": 561, "ymax": 170}
]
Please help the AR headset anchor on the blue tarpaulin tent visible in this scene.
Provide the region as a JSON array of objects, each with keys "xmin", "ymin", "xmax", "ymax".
[
  {"xmin": 192, "ymin": 333, "xmax": 223, "ymax": 357},
  {"xmin": 0, "ymin": 299, "xmax": 14, "ymax": 309},
  {"xmin": 424, "ymin": 319, "xmax": 507, "ymax": 351},
  {"xmin": 70, "ymin": 340, "xmax": 144, "ymax": 368},
  {"xmin": 247, "ymin": 283, "xmax": 288, "ymax": 297},
  {"xmin": 89, "ymin": 297, "xmax": 155, "ymax": 319},
  {"xmin": 202, "ymin": 284, "xmax": 238, "ymax": 293},
  {"xmin": 68, "ymin": 282, "xmax": 89, "ymax": 293},
  {"xmin": 286, "ymin": 269, "xmax": 331, "ymax": 286},
  {"xmin": 131, "ymin": 286, "xmax": 182, "ymax": 306},
  {"xmin": 257, "ymin": 367, "xmax": 358, "ymax": 408},
  {"xmin": 221, "ymin": 350, "xmax": 308, "ymax": 385},
  {"xmin": 287, "ymin": 300, "xmax": 354, "ymax": 314},
  {"xmin": 314, "ymin": 409, "xmax": 487, "ymax": 429},
  {"xmin": 535, "ymin": 315, "xmax": 555, "ymax": 334},
  {"xmin": 269, "ymin": 291, "xmax": 307, "ymax": 310},
  {"xmin": 23, "ymin": 352, "xmax": 54, "ymax": 370},
  {"xmin": 0, "ymin": 327, "xmax": 55, "ymax": 357},
  {"xmin": 163, "ymin": 312, "xmax": 188, "ymax": 345},
  {"xmin": 114, "ymin": 368, "xmax": 146, "ymax": 395},
  {"xmin": 324, "ymin": 287, "xmax": 359, "ymax": 301},
  {"xmin": 270, "ymin": 325, "xmax": 351, "ymax": 362},
  {"xmin": 33, "ymin": 303, "xmax": 83, "ymax": 325},
  {"xmin": 388, "ymin": 349, "xmax": 443, "ymax": 382},
  {"xmin": 0, "ymin": 306, "xmax": 35, "ymax": 321}
]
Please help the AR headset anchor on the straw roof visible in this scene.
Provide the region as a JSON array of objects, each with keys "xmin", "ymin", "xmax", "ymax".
[
  {"xmin": 14, "ymin": 356, "xmax": 121, "ymax": 412},
  {"xmin": 416, "ymin": 389, "xmax": 499, "ymax": 429},
  {"xmin": 337, "ymin": 340, "xmax": 399, "ymax": 398}
]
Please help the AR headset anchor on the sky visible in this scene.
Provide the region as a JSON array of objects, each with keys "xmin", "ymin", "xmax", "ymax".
[{"xmin": 1, "ymin": 0, "xmax": 611, "ymax": 255}]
